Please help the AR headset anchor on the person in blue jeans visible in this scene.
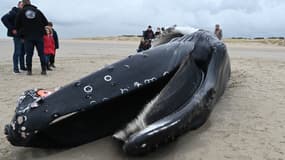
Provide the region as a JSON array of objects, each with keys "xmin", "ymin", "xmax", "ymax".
[
  {"xmin": 1, "ymin": 1, "xmax": 26, "ymax": 73},
  {"xmin": 15, "ymin": 0, "xmax": 48, "ymax": 75}
]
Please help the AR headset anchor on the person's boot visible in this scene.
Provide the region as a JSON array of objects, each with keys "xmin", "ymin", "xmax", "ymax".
[
  {"xmin": 41, "ymin": 70, "xmax": 47, "ymax": 75},
  {"xmin": 27, "ymin": 70, "xmax": 32, "ymax": 75},
  {"xmin": 13, "ymin": 69, "xmax": 20, "ymax": 74},
  {"xmin": 50, "ymin": 63, "xmax": 56, "ymax": 68},
  {"xmin": 41, "ymin": 65, "xmax": 47, "ymax": 75},
  {"xmin": 47, "ymin": 65, "xmax": 53, "ymax": 71},
  {"xmin": 27, "ymin": 66, "xmax": 32, "ymax": 75}
]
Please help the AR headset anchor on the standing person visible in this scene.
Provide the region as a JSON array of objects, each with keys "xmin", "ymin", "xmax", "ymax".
[
  {"xmin": 161, "ymin": 27, "xmax": 165, "ymax": 34},
  {"xmin": 143, "ymin": 25, "xmax": 155, "ymax": 40},
  {"xmin": 1, "ymin": 1, "xmax": 26, "ymax": 73},
  {"xmin": 154, "ymin": 27, "xmax": 161, "ymax": 38},
  {"xmin": 214, "ymin": 24, "xmax": 223, "ymax": 40},
  {"xmin": 15, "ymin": 0, "xmax": 49, "ymax": 75},
  {"xmin": 47, "ymin": 22, "xmax": 59, "ymax": 68},
  {"xmin": 43, "ymin": 26, "xmax": 55, "ymax": 71}
]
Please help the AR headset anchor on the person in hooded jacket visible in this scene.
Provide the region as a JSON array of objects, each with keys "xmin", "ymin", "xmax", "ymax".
[
  {"xmin": 143, "ymin": 25, "xmax": 155, "ymax": 40},
  {"xmin": 1, "ymin": 1, "xmax": 26, "ymax": 73},
  {"xmin": 47, "ymin": 22, "xmax": 59, "ymax": 68},
  {"xmin": 15, "ymin": 0, "xmax": 48, "ymax": 75},
  {"xmin": 43, "ymin": 26, "xmax": 55, "ymax": 71}
]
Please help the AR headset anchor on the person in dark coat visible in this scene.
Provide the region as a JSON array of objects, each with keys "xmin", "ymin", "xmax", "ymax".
[
  {"xmin": 143, "ymin": 25, "xmax": 155, "ymax": 40},
  {"xmin": 154, "ymin": 27, "xmax": 161, "ymax": 38},
  {"xmin": 15, "ymin": 0, "xmax": 49, "ymax": 75},
  {"xmin": 47, "ymin": 22, "xmax": 59, "ymax": 68},
  {"xmin": 1, "ymin": 1, "xmax": 26, "ymax": 73}
]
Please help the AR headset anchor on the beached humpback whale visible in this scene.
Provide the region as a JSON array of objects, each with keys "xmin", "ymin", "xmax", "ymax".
[{"xmin": 4, "ymin": 27, "xmax": 231, "ymax": 155}]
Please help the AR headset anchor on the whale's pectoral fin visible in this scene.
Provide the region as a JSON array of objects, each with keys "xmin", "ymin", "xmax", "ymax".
[
  {"xmin": 113, "ymin": 34, "xmax": 230, "ymax": 155},
  {"xmin": 113, "ymin": 55, "xmax": 209, "ymax": 154}
]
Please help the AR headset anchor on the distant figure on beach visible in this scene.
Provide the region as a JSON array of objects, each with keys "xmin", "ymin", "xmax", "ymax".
[
  {"xmin": 15, "ymin": 0, "xmax": 49, "ymax": 75},
  {"xmin": 1, "ymin": 1, "xmax": 26, "ymax": 74},
  {"xmin": 43, "ymin": 26, "xmax": 55, "ymax": 71},
  {"xmin": 154, "ymin": 27, "xmax": 161, "ymax": 38},
  {"xmin": 214, "ymin": 24, "xmax": 223, "ymax": 40},
  {"xmin": 47, "ymin": 22, "xmax": 59, "ymax": 68},
  {"xmin": 161, "ymin": 27, "xmax": 165, "ymax": 34},
  {"xmin": 143, "ymin": 25, "xmax": 155, "ymax": 40},
  {"xmin": 137, "ymin": 39, "xmax": 151, "ymax": 52}
]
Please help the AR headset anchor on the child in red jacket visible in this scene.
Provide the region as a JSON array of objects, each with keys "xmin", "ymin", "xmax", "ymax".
[{"xmin": 43, "ymin": 26, "xmax": 55, "ymax": 71}]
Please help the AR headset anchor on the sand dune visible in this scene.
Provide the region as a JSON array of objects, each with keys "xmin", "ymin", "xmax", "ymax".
[{"xmin": 0, "ymin": 39, "xmax": 284, "ymax": 160}]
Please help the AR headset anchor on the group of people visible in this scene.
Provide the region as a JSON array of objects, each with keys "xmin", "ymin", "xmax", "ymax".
[
  {"xmin": 1, "ymin": 0, "xmax": 59, "ymax": 75},
  {"xmin": 2, "ymin": 1, "xmax": 223, "ymax": 74},
  {"xmin": 137, "ymin": 25, "xmax": 165, "ymax": 52},
  {"xmin": 137, "ymin": 24, "xmax": 223, "ymax": 52}
]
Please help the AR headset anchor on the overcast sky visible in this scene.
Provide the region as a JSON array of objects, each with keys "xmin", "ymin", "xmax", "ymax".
[{"xmin": 1, "ymin": 0, "xmax": 285, "ymax": 38}]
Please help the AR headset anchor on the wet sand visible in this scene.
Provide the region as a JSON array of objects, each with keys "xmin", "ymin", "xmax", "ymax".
[{"xmin": 0, "ymin": 39, "xmax": 284, "ymax": 160}]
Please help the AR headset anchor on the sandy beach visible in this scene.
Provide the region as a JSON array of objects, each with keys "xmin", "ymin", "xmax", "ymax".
[{"xmin": 0, "ymin": 38, "xmax": 284, "ymax": 160}]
